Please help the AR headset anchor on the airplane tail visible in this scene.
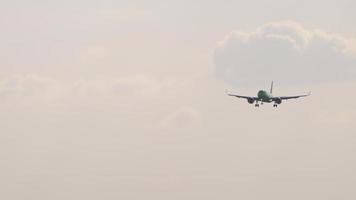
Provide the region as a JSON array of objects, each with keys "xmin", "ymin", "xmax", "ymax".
[{"xmin": 270, "ymin": 81, "xmax": 274, "ymax": 94}]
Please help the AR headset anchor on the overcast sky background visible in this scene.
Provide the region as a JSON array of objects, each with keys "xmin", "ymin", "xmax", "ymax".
[{"xmin": 1, "ymin": 1, "xmax": 356, "ymax": 199}]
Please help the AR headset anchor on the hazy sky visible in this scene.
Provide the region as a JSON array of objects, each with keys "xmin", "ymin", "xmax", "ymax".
[{"xmin": 1, "ymin": 1, "xmax": 356, "ymax": 199}]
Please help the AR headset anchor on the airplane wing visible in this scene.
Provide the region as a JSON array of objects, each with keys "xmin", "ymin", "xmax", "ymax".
[
  {"xmin": 227, "ymin": 92, "xmax": 258, "ymax": 100},
  {"xmin": 274, "ymin": 92, "xmax": 311, "ymax": 100}
]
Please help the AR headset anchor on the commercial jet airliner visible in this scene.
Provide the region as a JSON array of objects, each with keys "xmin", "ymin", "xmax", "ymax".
[{"xmin": 227, "ymin": 82, "xmax": 310, "ymax": 107}]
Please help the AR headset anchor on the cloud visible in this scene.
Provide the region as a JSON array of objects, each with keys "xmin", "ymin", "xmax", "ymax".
[
  {"xmin": 1, "ymin": 74, "xmax": 356, "ymax": 199},
  {"xmin": 214, "ymin": 21, "xmax": 356, "ymax": 86},
  {"xmin": 157, "ymin": 107, "xmax": 202, "ymax": 136},
  {"xmin": 0, "ymin": 74, "xmax": 59, "ymax": 100},
  {"xmin": 0, "ymin": 74, "xmax": 191, "ymax": 109},
  {"xmin": 99, "ymin": 6, "xmax": 148, "ymax": 23}
]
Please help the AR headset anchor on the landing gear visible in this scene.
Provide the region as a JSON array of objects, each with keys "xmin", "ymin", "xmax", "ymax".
[
  {"xmin": 255, "ymin": 101, "xmax": 260, "ymax": 107},
  {"xmin": 273, "ymin": 104, "xmax": 278, "ymax": 107}
]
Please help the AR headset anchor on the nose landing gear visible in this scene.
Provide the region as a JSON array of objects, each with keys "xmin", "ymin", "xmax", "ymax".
[{"xmin": 255, "ymin": 101, "xmax": 260, "ymax": 107}]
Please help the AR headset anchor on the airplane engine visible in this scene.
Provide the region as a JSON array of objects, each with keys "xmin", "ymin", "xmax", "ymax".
[
  {"xmin": 274, "ymin": 98, "xmax": 282, "ymax": 104},
  {"xmin": 247, "ymin": 98, "xmax": 255, "ymax": 104}
]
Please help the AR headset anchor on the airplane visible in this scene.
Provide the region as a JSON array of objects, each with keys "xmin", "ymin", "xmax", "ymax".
[{"xmin": 227, "ymin": 81, "xmax": 310, "ymax": 107}]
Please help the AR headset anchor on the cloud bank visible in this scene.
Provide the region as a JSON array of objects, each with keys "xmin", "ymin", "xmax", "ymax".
[{"xmin": 214, "ymin": 21, "xmax": 356, "ymax": 86}]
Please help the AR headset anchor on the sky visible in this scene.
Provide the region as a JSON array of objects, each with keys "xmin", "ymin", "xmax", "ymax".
[{"xmin": 1, "ymin": 1, "xmax": 356, "ymax": 199}]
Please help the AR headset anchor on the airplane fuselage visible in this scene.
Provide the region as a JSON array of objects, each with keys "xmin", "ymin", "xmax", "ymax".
[{"xmin": 257, "ymin": 90, "xmax": 273, "ymax": 102}]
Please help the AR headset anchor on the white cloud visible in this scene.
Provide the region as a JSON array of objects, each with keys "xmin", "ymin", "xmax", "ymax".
[
  {"xmin": 0, "ymin": 74, "xmax": 192, "ymax": 110},
  {"xmin": 157, "ymin": 107, "xmax": 202, "ymax": 136},
  {"xmin": 0, "ymin": 74, "xmax": 59, "ymax": 100},
  {"xmin": 1, "ymin": 73, "xmax": 356, "ymax": 200},
  {"xmin": 214, "ymin": 21, "xmax": 356, "ymax": 86},
  {"xmin": 99, "ymin": 6, "xmax": 148, "ymax": 23}
]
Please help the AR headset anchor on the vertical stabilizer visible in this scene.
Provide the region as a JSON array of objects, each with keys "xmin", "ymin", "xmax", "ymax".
[{"xmin": 270, "ymin": 81, "xmax": 274, "ymax": 94}]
